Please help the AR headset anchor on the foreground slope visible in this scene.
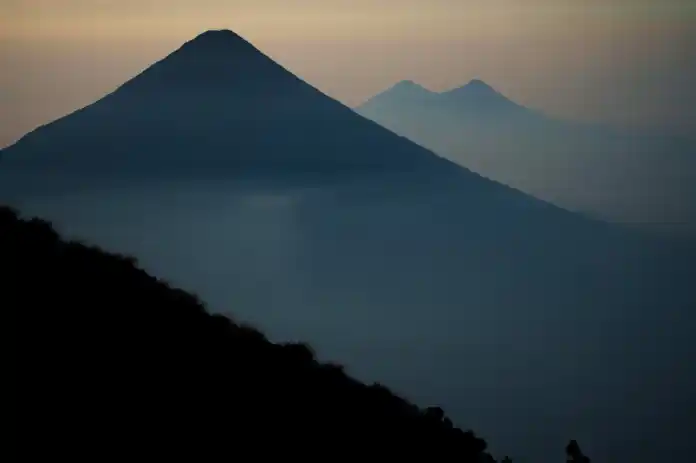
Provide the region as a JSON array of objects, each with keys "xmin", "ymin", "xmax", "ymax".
[
  {"xmin": 3, "ymin": 205, "xmax": 496, "ymax": 461},
  {"xmin": 356, "ymin": 80, "xmax": 696, "ymax": 233}
]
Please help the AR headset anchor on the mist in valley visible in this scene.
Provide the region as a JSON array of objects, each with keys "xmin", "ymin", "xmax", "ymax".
[{"xmin": 7, "ymin": 174, "xmax": 694, "ymax": 463}]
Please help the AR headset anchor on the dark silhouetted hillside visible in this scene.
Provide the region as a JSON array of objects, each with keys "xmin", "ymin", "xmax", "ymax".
[{"xmin": 4, "ymin": 205, "xmax": 498, "ymax": 460}]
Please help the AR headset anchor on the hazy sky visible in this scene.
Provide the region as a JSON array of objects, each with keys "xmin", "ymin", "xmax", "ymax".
[{"xmin": 1, "ymin": 0, "xmax": 695, "ymax": 147}]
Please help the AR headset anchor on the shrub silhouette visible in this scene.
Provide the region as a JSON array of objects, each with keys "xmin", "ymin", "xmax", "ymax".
[
  {"xmin": 4, "ymin": 205, "xmax": 495, "ymax": 460},
  {"xmin": 566, "ymin": 440, "xmax": 591, "ymax": 462}
]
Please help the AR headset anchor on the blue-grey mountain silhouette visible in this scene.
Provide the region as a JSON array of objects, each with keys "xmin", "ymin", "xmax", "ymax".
[
  {"xmin": 439, "ymin": 79, "xmax": 530, "ymax": 117},
  {"xmin": 356, "ymin": 79, "xmax": 696, "ymax": 236},
  {"xmin": 1, "ymin": 30, "xmax": 694, "ymax": 463},
  {"xmin": 0, "ymin": 30, "xmax": 458, "ymax": 192},
  {"xmin": 359, "ymin": 79, "xmax": 536, "ymax": 129}
]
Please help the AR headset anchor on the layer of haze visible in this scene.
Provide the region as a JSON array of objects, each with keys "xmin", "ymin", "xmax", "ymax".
[{"xmin": 1, "ymin": 0, "xmax": 695, "ymax": 148}]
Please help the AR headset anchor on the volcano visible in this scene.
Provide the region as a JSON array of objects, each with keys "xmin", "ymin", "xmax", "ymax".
[{"xmin": 0, "ymin": 30, "xmax": 470, "ymax": 189}]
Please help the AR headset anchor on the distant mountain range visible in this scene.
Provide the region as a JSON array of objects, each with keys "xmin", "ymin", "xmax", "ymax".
[
  {"xmin": 1, "ymin": 30, "xmax": 694, "ymax": 463},
  {"xmin": 356, "ymin": 80, "xmax": 696, "ymax": 235},
  {"xmin": 363, "ymin": 79, "xmax": 532, "ymax": 120}
]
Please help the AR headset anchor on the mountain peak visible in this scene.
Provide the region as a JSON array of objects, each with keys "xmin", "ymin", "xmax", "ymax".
[
  {"xmin": 423, "ymin": 78, "xmax": 528, "ymax": 116},
  {"xmin": 386, "ymin": 80, "xmax": 433, "ymax": 97},
  {"xmin": 111, "ymin": 29, "xmax": 279, "ymax": 94},
  {"xmin": 389, "ymin": 80, "xmax": 430, "ymax": 91},
  {"xmin": 394, "ymin": 79, "xmax": 421, "ymax": 88},
  {"xmin": 453, "ymin": 79, "xmax": 499, "ymax": 96},
  {"xmin": 195, "ymin": 29, "xmax": 244, "ymax": 40},
  {"xmin": 175, "ymin": 29, "xmax": 261, "ymax": 56},
  {"xmin": 465, "ymin": 78, "xmax": 493, "ymax": 89},
  {"xmin": 186, "ymin": 29, "xmax": 249, "ymax": 47},
  {"xmin": 442, "ymin": 79, "xmax": 517, "ymax": 105}
]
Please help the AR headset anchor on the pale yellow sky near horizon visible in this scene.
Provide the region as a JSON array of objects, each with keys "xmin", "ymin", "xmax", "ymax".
[{"xmin": 1, "ymin": 0, "xmax": 695, "ymax": 147}]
